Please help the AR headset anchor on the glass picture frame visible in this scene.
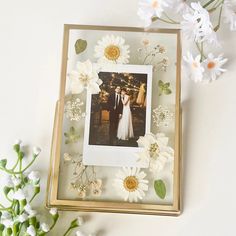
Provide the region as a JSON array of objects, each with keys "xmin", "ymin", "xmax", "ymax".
[{"xmin": 46, "ymin": 24, "xmax": 182, "ymax": 216}]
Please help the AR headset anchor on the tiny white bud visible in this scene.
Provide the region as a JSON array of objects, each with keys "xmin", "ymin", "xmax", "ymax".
[
  {"xmin": 14, "ymin": 139, "xmax": 22, "ymax": 145},
  {"xmin": 27, "ymin": 225, "xmax": 36, "ymax": 236},
  {"xmin": 13, "ymin": 189, "xmax": 26, "ymax": 200},
  {"xmin": 76, "ymin": 230, "xmax": 86, "ymax": 236},
  {"xmin": 33, "ymin": 146, "xmax": 41, "ymax": 156},
  {"xmin": 76, "ymin": 216, "xmax": 84, "ymax": 225},
  {"xmin": 17, "ymin": 213, "xmax": 28, "ymax": 223},
  {"xmin": 41, "ymin": 223, "xmax": 50, "ymax": 232},
  {"xmin": 28, "ymin": 171, "xmax": 40, "ymax": 183},
  {"xmin": 11, "ymin": 176, "xmax": 21, "ymax": 186},
  {"xmin": 49, "ymin": 208, "xmax": 58, "ymax": 216}
]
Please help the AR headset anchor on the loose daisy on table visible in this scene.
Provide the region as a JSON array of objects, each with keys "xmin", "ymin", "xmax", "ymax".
[
  {"xmin": 94, "ymin": 35, "xmax": 130, "ymax": 64},
  {"xmin": 137, "ymin": 0, "xmax": 169, "ymax": 26},
  {"xmin": 69, "ymin": 59, "xmax": 102, "ymax": 94},
  {"xmin": 113, "ymin": 167, "xmax": 148, "ymax": 202},
  {"xmin": 137, "ymin": 133, "xmax": 174, "ymax": 173},
  {"xmin": 203, "ymin": 53, "xmax": 228, "ymax": 82},
  {"xmin": 183, "ymin": 52, "xmax": 204, "ymax": 82}
]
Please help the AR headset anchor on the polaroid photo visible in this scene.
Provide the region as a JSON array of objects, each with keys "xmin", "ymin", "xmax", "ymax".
[{"xmin": 83, "ymin": 64, "xmax": 153, "ymax": 167}]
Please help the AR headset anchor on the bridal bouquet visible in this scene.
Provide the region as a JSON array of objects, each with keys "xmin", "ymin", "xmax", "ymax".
[
  {"xmin": 137, "ymin": 0, "xmax": 236, "ymax": 83},
  {"xmin": 0, "ymin": 140, "xmax": 85, "ymax": 236}
]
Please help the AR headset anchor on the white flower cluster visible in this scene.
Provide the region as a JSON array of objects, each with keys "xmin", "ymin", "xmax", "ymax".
[{"xmin": 137, "ymin": 0, "xmax": 235, "ymax": 82}]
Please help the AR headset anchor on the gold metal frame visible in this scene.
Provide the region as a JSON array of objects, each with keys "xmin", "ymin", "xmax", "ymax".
[{"xmin": 46, "ymin": 24, "xmax": 182, "ymax": 216}]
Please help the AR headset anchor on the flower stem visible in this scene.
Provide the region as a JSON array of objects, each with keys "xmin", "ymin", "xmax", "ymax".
[
  {"xmin": 214, "ymin": 0, "xmax": 224, "ymax": 31},
  {"xmin": 0, "ymin": 157, "xmax": 36, "ymax": 174},
  {"xmin": 62, "ymin": 227, "xmax": 72, "ymax": 236},
  {"xmin": 203, "ymin": 0, "xmax": 217, "ymax": 8},
  {"xmin": 152, "ymin": 16, "xmax": 179, "ymax": 25}
]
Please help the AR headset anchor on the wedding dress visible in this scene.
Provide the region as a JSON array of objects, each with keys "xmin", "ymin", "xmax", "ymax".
[{"xmin": 117, "ymin": 95, "xmax": 134, "ymax": 140}]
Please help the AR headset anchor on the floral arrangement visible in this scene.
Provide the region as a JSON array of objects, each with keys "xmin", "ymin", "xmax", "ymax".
[
  {"xmin": 137, "ymin": 0, "xmax": 235, "ymax": 82},
  {"xmin": 0, "ymin": 140, "xmax": 95, "ymax": 236}
]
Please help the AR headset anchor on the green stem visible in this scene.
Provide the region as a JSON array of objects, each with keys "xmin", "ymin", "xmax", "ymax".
[
  {"xmin": 214, "ymin": 0, "xmax": 224, "ymax": 31},
  {"xmin": 203, "ymin": 0, "xmax": 217, "ymax": 8},
  {"xmin": 152, "ymin": 16, "xmax": 179, "ymax": 25},
  {"xmin": 163, "ymin": 12, "xmax": 180, "ymax": 24},
  {"xmin": 29, "ymin": 192, "xmax": 37, "ymax": 203},
  {"xmin": 0, "ymin": 157, "xmax": 36, "ymax": 174},
  {"xmin": 196, "ymin": 42, "xmax": 207, "ymax": 61},
  {"xmin": 11, "ymin": 157, "xmax": 20, "ymax": 171},
  {"xmin": 63, "ymin": 227, "xmax": 72, "ymax": 236}
]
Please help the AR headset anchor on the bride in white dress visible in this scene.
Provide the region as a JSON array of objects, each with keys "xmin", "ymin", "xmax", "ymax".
[{"xmin": 117, "ymin": 88, "xmax": 134, "ymax": 140}]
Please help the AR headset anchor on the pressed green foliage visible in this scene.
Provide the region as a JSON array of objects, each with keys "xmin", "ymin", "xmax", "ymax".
[
  {"xmin": 158, "ymin": 80, "xmax": 172, "ymax": 96},
  {"xmin": 75, "ymin": 39, "xmax": 87, "ymax": 55},
  {"xmin": 154, "ymin": 179, "xmax": 166, "ymax": 199}
]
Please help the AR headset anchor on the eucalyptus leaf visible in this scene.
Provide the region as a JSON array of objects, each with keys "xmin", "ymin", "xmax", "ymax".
[
  {"xmin": 75, "ymin": 39, "xmax": 87, "ymax": 55},
  {"xmin": 154, "ymin": 179, "xmax": 166, "ymax": 199}
]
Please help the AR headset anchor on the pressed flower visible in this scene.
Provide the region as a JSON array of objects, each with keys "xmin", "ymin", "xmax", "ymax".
[
  {"xmin": 137, "ymin": 133, "xmax": 174, "ymax": 173},
  {"xmin": 69, "ymin": 60, "xmax": 102, "ymax": 94},
  {"xmin": 64, "ymin": 97, "xmax": 85, "ymax": 121},
  {"xmin": 153, "ymin": 105, "xmax": 174, "ymax": 127},
  {"xmin": 94, "ymin": 35, "xmax": 130, "ymax": 64},
  {"xmin": 113, "ymin": 168, "xmax": 148, "ymax": 202}
]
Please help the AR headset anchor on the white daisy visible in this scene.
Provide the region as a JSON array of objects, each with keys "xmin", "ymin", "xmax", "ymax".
[
  {"xmin": 223, "ymin": 0, "xmax": 236, "ymax": 31},
  {"xmin": 137, "ymin": 133, "xmax": 174, "ymax": 173},
  {"xmin": 181, "ymin": 2, "xmax": 213, "ymax": 43},
  {"xmin": 183, "ymin": 52, "xmax": 205, "ymax": 82},
  {"xmin": 203, "ymin": 53, "xmax": 228, "ymax": 82},
  {"xmin": 69, "ymin": 60, "xmax": 102, "ymax": 94},
  {"xmin": 94, "ymin": 35, "xmax": 130, "ymax": 64},
  {"xmin": 137, "ymin": 0, "xmax": 169, "ymax": 26},
  {"xmin": 113, "ymin": 167, "xmax": 148, "ymax": 202}
]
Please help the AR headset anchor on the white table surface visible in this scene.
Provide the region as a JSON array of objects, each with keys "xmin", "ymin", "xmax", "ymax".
[{"xmin": 0, "ymin": 0, "xmax": 236, "ymax": 235}]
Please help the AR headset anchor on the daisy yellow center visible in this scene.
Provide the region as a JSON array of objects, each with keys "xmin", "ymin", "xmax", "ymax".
[
  {"xmin": 207, "ymin": 61, "xmax": 216, "ymax": 69},
  {"xmin": 152, "ymin": 0, "xmax": 159, "ymax": 9},
  {"xmin": 104, "ymin": 45, "xmax": 120, "ymax": 61},
  {"xmin": 149, "ymin": 142, "xmax": 160, "ymax": 159},
  {"xmin": 123, "ymin": 176, "xmax": 139, "ymax": 192}
]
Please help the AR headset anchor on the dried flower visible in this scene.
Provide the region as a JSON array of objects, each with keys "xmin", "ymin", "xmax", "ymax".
[
  {"xmin": 65, "ymin": 97, "xmax": 85, "ymax": 121},
  {"xmin": 153, "ymin": 105, "xmax": 174, "ymax": 128}
]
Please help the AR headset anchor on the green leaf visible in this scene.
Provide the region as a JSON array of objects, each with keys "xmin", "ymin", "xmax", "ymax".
[
  {"xmin": 154, "ymin": 179, "xmax": 166, "ymax": 199},
  {"xmin": 158, "ymin": 80, "xmax": 164, "ymax": 86},
  {"xmin": 163, "ymin": 88, "xmax": 172, "ymax": 95},
  {"xmin": 163, "ymin": 82, "xmax": 170, "ymax": 88},
  {"xmin": 75, "ymin": 39, "xmax": 87, "ymax": 55}
]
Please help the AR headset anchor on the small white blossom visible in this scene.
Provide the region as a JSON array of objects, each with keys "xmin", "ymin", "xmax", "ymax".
[
  {"xmin": 14, "ymin": 139, "xmax": 22, "ymax": 145},
  {"xmin": 28, "ymin": 171, "xmax": 40, "ymax": 183},
  {"xmin": 17, "ymin": 213, "xmax": 28, "ymax": 223},
  {"xmin": 1, "ymin": 218, "xmax": 14, "ymax": 228},
  {"xmin": 3, "ymin": 175, "xmax": 14, "ymax": 188},
  {"xmin": 11, "ymin": 176, "xmax": 21, "ymax": 186},
  {"xmin": 49, "ymin": 208, "xmax": 58, "ymax": 216},
  {"xmin": 76, "ymin": 230, "xmax": 86, "ymax": 236},
  {"xmin": 27, "ymin": 225, "xmax": 36, "ymax": 236},
  {"xmin": 76, "ymin": 216, "xmax": 84, "ymax": 226},
  {"xmin": 24, "ymin": 204, "xmax": 37, "ymax": 217},
  {"xmin": 33, "ymin": 146, "xmax": 41, "ymax": 156},
  {"xmin": 41, "ymin": 222, "xmax": 50, "ymax": 232},
  {"xmin": 13, "ymin": 189, "xmax": 26, "ymax": 200}
]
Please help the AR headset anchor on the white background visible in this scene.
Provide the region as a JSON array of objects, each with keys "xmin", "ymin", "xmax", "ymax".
[{"xmin": 0, "ymin": 0, "xmax": 236, "ymax": 235}]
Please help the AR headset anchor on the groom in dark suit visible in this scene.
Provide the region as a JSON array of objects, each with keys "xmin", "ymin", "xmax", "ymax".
[{"xmin": 107, "ymin": 86, "xmax": 123, "ymax": 145}]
